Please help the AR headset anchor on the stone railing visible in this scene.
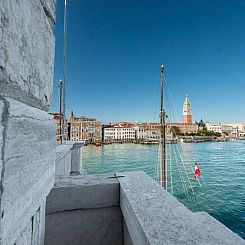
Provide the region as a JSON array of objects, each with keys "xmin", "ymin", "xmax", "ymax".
[
  {"xmin": 55, "ymin": 142, "xmax": 84, "ymax": 177},
  {"xmin": 45, "ymin": 171, "xmax": 245, "ymax": 245}
]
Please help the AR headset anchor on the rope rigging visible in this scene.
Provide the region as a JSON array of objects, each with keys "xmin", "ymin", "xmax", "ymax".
[{"xmin": 154, "ymin": 66, "xmax": 205, "ymax": 210}]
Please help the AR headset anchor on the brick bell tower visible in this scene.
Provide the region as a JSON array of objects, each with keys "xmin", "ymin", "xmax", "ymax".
[{"xmin": 183, "ymin": 95, "xmax": 192, "ymax": 124}]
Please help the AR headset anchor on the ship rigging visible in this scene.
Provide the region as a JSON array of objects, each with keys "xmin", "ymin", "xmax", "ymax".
[{"xmin": 155, "ymin": 65, "xmax": 204, "ymax": 202}]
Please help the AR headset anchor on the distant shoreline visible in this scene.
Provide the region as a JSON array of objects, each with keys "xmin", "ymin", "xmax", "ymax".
[{"xmin": 84, "ymin": 137, "xmax": 245, "ymax": 146}]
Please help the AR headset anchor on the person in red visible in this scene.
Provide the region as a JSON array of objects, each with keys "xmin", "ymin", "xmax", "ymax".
[{"xmin": 194, "ymin": 161, "xmax": 201, "ymax": 179}]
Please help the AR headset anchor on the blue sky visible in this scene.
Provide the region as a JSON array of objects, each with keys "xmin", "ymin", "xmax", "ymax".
[{"xmin": 50, "ymin": 0, "xmax": 245, "ymax": 123}]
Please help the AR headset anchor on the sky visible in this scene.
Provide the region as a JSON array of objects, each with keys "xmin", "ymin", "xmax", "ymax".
[{"xmin": 50, "ymin": 0, "xmax": 245, "ymax": 123}]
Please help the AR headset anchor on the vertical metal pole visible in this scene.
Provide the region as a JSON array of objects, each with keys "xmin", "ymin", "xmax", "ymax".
[
  {"xmin": 59, "ymin": 79, "xmax": 63, "ymax": 144},
  {"xmin": 160, "ymin": 64, "xmax": 166, "ymax": 189},
  {"xmin": 62, "ymin": 0, "xmax": 67, "ymax": 142}
]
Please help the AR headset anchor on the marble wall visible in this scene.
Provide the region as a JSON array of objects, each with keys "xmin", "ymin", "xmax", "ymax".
[{"xmin": 0, "ymin": 1, "xmax": 56, "ymax": 244}]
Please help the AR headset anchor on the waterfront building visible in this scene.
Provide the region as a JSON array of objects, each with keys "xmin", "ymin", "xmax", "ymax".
[
  {"xmin": 49, "ymin": 112, "xmax": 68, "ymax": 142},
  {"xmin": 238, "ymin": 131, "xmax": 245, "ymax": 137},
  {"xmin": 49, "ymin": 112, "xmax": 63, "ymax": 142},
  {"xmin": 227, "ymin": 123, "xmax": 245, "ymax": 131},
  {"xmin": 167, "ymin": 123, "xmax": 198, "ymax": 134},
  {"xmin": 102, "ymin": 94, "xmax": 200, "ymax": 143},
  {"xmin": 183, "ymin": 95, "xmax": 192, "ymax": 124},
  {"xmin": 103, "ymin": 123, "xmax": 136, "ymax": 142},
  {"xmin": 227, "ymin": 123, "xmax": 245, "ymax": 138},
  {"xmin": 103, "ymin": 121, "xmax": 198, "ymax": 142},
  {"xmin": 206, "ymin": 123, "xmax": 222, "ymax": 134},
  {"xmin": 134, "ymin": 125, "xmax": 145, "ymax": 141},
  {"xmin": 142, "ymin": 123, "xmax": 161, "ymax": 142},
  {"xmin": 206, "ymin": 123, "xmax": 238, "ymax": 137},
  {"xmin": 68, "ymin": 111, "xmax": 102, "ymax": 143}
]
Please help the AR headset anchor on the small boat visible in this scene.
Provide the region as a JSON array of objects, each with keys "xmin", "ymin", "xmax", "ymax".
[{"xmin": 95, "ymin": 141, "xmax": 102, "ymax": 147}]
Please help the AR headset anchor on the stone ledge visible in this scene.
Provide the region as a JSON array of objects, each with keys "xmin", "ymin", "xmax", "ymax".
[
  {"xmin": 55, "ymin": 144, "xmax": 73, "ymax": 163},
  {"xmin": 55, "ymin": 142, "xmax": 85, "ymax": 176},
  {"xmin": 118, "ymin": 171, "xmax": 245, "ymax": 245},
  {"xmin": 46, "ymin": 174, "xmax": 120, "ymax": 214},
  {"xmin": 55, "ymin": 142, "xmax": 84, "ymax": 163}
]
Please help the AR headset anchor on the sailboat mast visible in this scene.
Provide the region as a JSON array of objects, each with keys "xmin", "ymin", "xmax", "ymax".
[
  {"xmin": 160, "ymin": 64, "xmax": 166, "ymax": 189},
  {"xmin": 62, "ymin": 0, "xmax": 68, "ymax": 142},
  {"xmin": 59, "ymin": 79, "xmax": 63, "ymax": 144}
]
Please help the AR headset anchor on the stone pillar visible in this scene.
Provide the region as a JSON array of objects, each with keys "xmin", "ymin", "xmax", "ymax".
[
  {"xmin": 70, "ymin": 143, "xmax": 83, "ymax": 175},
  {"xmin": 0, "ymin": 0, "xmax": 56, "ymax": 244}
]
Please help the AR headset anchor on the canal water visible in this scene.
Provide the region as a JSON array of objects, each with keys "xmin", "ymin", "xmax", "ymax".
[{"xmin": 83, "ymin": 141, "xmax": 245, "ymax": 239}]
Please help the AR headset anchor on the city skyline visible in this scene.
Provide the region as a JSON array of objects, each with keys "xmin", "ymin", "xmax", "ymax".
[{"xmin": 50, "ymin": 0, "xmax": 245, "ymax": 123}]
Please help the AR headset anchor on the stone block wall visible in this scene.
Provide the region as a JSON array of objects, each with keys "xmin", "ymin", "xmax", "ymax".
[
  {"xmin": 0, "ymin": 0, "xmax": 55, "ymax": 111},
  {"xmin": 0, "ymin": 0, "xmax": 56, "ymax": 244}
]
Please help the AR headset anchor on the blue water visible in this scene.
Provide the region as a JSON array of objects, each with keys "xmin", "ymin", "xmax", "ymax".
[{"xmin": 82, "ymin": 141, "xmax": 245, "ymax": 239}]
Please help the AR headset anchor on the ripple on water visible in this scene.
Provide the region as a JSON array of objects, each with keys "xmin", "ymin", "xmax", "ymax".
[{"xmin": 83, "ymin": 141, "xmax": 245, "ymax": 239}]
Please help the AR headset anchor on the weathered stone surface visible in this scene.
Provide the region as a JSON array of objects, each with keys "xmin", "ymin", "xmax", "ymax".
[
  {"xmin": 0, "ymin": 100, "xmax": 4, "ymax": 186},
  {"xmin": 46, "ymin": 174, "xmax": 123, "ymax": 245},
  {"xmin": 71, "ymin": 143, "xmax": 83, "ymax": 174},
  {"xmin": 0, "ymin": 98, "xmax": 56, "ymax": 244},
  {"xmin": 124, "ymin": 220, "xmax": 134, "ymax": 245},
  {"xmin": 40, "ymin": 0, "xmax": 56, "ymax": 26},
  {"xmin": 0, "ymin": 0, "xmax": 57, "ymax": 243},
  {"xmin": 45, "ymin": 206, "xmax": 123, "ymax": 245},
  {"xmin": 0, "ymin": 0, "xmax": 56, "ymax": 111},
  {"xmin": 55, "ymin": 144, "xmax": 73, "ymax": 163},
  {"xmin": 46, "ymin": 173, "xmax": 119, "ymax": 214},
  {"xmin": 55, "ymin": 143, "xmax": 84, "ymax": 176},
  {"xmin": 0, "ymin": 98, "xmax": 7, "ymax": 244},
  {"xmin": 14, "ymin": 201, "xmax": 46, "ymax": 245},
  {"xmin": 55, "ymin": 144, "xmax": 72, "ymax": 176},
  {"xmin": 45, "ymin": 172, "xmax": 245, "ymax": 244},
  {"xmin": 118, "ymin": 171, "xmax": 245, "ymax": 245}
]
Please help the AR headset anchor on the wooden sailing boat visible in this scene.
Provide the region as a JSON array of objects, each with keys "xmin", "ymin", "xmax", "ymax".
[
  {"xmin": 159, "ymin": 64, "xmax": 167, "ymax": 189},
  {"xmin": 156, "ymin": 64, "xmax": 203, "ymax": 195}
]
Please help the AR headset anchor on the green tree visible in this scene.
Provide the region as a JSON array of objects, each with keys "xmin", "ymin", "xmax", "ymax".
[
  {"xmin": 192, "ymin": 129, "xmax": 221, "ymax": 137},
  {"xmin": 170, "ymin": 126, "xmax": 181, "ymax": 137},
  {"xmin": 215, "ymin": 132, "xmax": 222, "ymax": 137}
]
